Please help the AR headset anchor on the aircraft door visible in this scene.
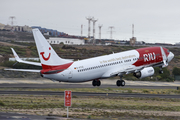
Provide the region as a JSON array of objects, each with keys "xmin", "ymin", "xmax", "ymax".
[{"xmin": 68, "ymin": 69, "xmax": 73, "ymax": 79}]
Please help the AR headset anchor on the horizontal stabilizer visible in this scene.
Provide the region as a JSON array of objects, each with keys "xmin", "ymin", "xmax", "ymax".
[
  {"xmin": 11, "ymin": 48, "xmax": 41, "ymax": 66},
  {"xmin": 4, "ymin": 68, "xmax": 41, "ymax": 72}
]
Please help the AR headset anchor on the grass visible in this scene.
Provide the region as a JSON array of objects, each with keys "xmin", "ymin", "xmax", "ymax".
[
  {"xmin": 0, "ymin": 85, "xmax": 180, "ymax": 119},
  {"xmin": 0, "ymin": 95, "xmax": 180, "ymax": 111},
  {"xmin": 1, "ymin": 95, "xmax": 180, "ymax": 119},
  {"xmin": 0, "ymin": 101, "xmax": 5, "ymax": 106}
]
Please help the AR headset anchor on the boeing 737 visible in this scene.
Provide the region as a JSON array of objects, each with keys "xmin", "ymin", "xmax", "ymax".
[{"xmin": 6, "ymin": 29, "xmax": 174, "ymax": 87}]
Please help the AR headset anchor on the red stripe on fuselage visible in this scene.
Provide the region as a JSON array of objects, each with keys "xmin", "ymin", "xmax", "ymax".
[
  {"xmin": 41, "ymin": 62, "xmax": 73, "ymax": 74},
  {"xmin": 133, "ymin": 47, "xmax": 165, "ymax": 67}
]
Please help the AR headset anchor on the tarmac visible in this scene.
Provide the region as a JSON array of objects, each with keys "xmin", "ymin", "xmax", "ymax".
[
  {"xmin": 0, "ymin": 78, "xmax": 180, "ymax": 87},
  {"xmin": 1, "ymin": 78, "xmax": 180, "ymax": 120}
]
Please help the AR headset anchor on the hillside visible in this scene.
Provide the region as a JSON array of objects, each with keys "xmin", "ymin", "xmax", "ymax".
[
  {"xmin": 0, "ymin": 43, "xmax": 179, "ymax": 73},
  {"xmin": 0, "ymin": 32, "xmax": 179, "ymax": 80},
  {"xmin": 0, "ymin": 43, "xmax": 179, "ymax": 69},
  {"xmin": 0, "ymin": 30, "xmax": 49, "ymax": 42}
]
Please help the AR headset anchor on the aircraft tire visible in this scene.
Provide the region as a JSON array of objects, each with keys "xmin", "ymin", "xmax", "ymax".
[
  {"xmin": 116, "ymin": 80, "xmax": 125, "ymax": 87},
  {"xmin": 116, "ymin": 80, "xmax": 121, "ymax": 87},
  {"xmin": 92, "ymin": 80, "xmax": 97, "ymax": 86},
  {"xmin": 159, "ymin": 70, "xmax": 163, "ymax": 74},
  {"xmin": 121, "ymin": 80, "xmax": 125, "ymax": 87},
  {"xmin": 97, "ymin": 80, "xmax": 101, "ymax": 86},
  {"xmin": 92, "ymin": 80, "xmax": 101, "ymax": 86}
]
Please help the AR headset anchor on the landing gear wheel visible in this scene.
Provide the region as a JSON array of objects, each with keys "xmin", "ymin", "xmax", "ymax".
[
  {"xmin": 97, "ymin": 80, "xmax": 101, "ymax": 86},
  {"xmin": 92, "ymin": 80, "xmax": 97, "ymax": 86},
  {"xmin": 159, "ymin": 70, "xmax": 163, "ymax": 74},
  {"xmin": 116, "ymin": 80, "xmax": 125, "ymax": 87},
  {"xmin": 116, "ymin": 80, "xmax": 121, "ymax": 87},
  {"xmin": 121, "ymin": 80, "xmax": 125, "ymax": 87},
  {"xmin": 92, "ymin": 80, "xmax": 101, "ymax": 87},
  {"xmin": 159, "ymin": 67, "xmax": 163, "ymax": 74}
]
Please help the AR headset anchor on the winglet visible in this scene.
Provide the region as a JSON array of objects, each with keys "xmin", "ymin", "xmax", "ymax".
[
  {"xmin": 11, "ymin": 48, "xmax": 23, "ymax": 62},
  {"xmin": 10, "ymin": 48, "xmax": 41, "ymax": 66}
]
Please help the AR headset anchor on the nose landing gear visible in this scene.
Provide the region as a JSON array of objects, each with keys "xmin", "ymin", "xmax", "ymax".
[{"xmin": 159, "ymin": 67, "xmax": 163, "ymax": 74}]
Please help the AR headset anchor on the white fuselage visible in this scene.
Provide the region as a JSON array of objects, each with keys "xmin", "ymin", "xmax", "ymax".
[
  {"xmin": 43, "ymin": 49, "xmax": 139, "ymax": 82},
  {"xmin": 8, "ymin": 29, "xmax": 174, "ymax": 85}
]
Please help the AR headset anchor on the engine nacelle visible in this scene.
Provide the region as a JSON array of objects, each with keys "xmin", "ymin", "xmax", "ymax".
[{"xmin": 134, "ymin": 67, "xmax": 154, "ymax": 79}]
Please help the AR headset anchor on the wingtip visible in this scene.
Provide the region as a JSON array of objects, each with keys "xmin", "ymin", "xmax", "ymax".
[
  {"xmin": 11, "ymin": 48, "xmax": 21, "ymax": 61},
  {"xmin": 10, "ymin": 47, "xmax": 14, "ymax": 51}
]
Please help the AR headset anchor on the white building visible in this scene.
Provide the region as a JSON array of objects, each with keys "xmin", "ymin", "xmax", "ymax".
[{"xmin": 47, "ymin": 37, "xmax": 85, "ymax": 45}]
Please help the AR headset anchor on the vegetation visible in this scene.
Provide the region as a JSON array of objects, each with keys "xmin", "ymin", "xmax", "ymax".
[
  {"xmin": 123, "ymin": 67, "xmax": 174, "ymax": 82},
  {"xmin": 0, "ymin": 101, "xmax": 5, "ymax": 106},
  {"xmin": 172, "ymin": 67, "xmax": 180, "ymax": 75},
  {"xmin": 0, "ymin": 42, "xmax": 179, "ymax": 81},
  {"xmin": 1, "ymin": 94, "xmax": 180, "ymax": 119}
]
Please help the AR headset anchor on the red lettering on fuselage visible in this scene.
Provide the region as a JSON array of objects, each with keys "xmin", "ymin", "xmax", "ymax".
[
  {"xmin": 143, "ymin": 52, "xmax": 156, "ymax": 62},
  {"xmin": 133, "ymin": 47, "xmax": 161, "ymax": 67}
]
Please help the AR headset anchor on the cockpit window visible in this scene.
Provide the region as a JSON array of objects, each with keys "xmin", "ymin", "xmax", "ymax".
[{"xmin": 167, "ymin": 50, "xmax": 170, "ymax": 53}]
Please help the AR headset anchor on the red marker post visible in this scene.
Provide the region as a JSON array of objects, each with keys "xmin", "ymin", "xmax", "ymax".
[{"xmin": 64, "ymin": 90, "xmax": 72, "ymax": 118}]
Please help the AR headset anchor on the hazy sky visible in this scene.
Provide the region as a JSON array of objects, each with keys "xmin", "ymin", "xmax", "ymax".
[{"xmin": 1, "ymin": 0, "xmax": 180, "ymax": 44}]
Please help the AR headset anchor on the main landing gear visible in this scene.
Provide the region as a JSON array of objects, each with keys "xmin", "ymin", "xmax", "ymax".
[
  {"xmin": 116, "ymin": 80, "xmax": 125, "ymax": 87},
  {"xmin": 92, "ymin": 77, "xmax": 125, "ymax": 87},
  {"xmin": 116, "ymin": 76, "xmax": 125, "ymax": 87},
  {"xmin": 92, "ymin": 79, "xmax": 101, "ymax": 86}
]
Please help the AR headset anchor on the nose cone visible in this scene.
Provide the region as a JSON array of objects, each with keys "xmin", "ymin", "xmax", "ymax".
[{"xmin": 168, "ymin": 52, "xmax": 174, "ymax": 62}]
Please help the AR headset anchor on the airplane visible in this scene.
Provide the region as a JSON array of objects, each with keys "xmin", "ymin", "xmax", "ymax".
[{"xmin": 6, "ymin": 28, "xmax": 174, "ymax": 87}]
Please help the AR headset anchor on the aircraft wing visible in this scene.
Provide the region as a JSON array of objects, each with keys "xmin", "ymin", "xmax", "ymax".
[
  {"xmin": 11, "ymin": 48, "xmax": 41, "ymax": 66},
  {"xmin": 101, "ymin": 65, "xmax": 144, "ymax": 78},
  {"xmin": 4, "ymin": 68, "xmax": 41, "ymax": 72}
]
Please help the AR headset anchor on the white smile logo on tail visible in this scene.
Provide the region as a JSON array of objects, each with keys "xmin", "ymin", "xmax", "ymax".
[{"xmin": 40, "ymin": 47, "xmax": 51, "ymax": 61}]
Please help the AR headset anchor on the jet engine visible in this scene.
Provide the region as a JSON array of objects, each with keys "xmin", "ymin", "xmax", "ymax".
[{"xmin": 133, "ymin": 67, "xmax": 154, "ymax": 79}]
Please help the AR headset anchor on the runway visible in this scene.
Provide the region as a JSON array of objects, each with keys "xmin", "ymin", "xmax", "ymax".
[
  {"xmin": 0, "ymin": 80, "xmax": 180, "ymax": 99},
  {"xmin": 0, "ymin": 83, "xmax": 178, "ymax": 89},
  {"xmin": 0, "ymin": 79, "xmax": 180, "ymax": 87},
  {"xmin": 0, "ymin": 90, "xmax": 180, "ymax": 99}
]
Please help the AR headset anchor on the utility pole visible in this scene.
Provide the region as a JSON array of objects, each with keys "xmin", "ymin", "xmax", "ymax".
[
  {"xmin": 86, "ymin": 17, "xmax": 93, "ymax": 40},
  {"xmin": 9, "ymin": 16, "xmax": 16, "ymax": 31},
  {"xmin": 130, "ymin": 24, "xmax": 136, "ymax": 46},
  {"xmin": 91, "ymin": 17, "xmax": 98, "ymax": 44},
  {"xmin": 108, "ymin": 26, "xmax": 115, "ymax": 39},
  {"xmin": 9, "ymin": 16, "xmax": 16, "ymax": 26},
  {"xmin": 98, "ymin": 24, "xmax": 103, "ymax": 43}
]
